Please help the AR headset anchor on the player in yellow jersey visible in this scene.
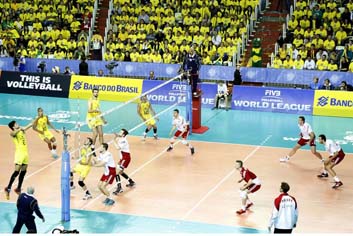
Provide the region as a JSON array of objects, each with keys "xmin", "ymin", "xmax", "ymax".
[
  {"xmin": 86, "ymin": 88, "xmax": 107, "ymax": 146},
  {"xmin": 70, "ymin": 137, "xmax": 94, "ymax": 200},
  {"xmin": 137, "ymin": 95, "xmax": 158, "ymax": 141},
  {"xmin": 4, "ymin": 120, "xmax": 32, "ymax": 200},
  {"xmin": 33, "ymin": 107, "xmax": 60, "ymax": 158}
]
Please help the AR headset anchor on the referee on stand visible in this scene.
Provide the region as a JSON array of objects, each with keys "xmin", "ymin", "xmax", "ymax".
[
  {"xmin": 13, "ymin": 186, "xmax": 45, "ymax": 233},
  {"xmin": 268, "ymin": 182, "xmax": 298, "ymax": 234},
  {"xmin": 182, "ymin": 47, "xmax": 201, "ymax": 96}
]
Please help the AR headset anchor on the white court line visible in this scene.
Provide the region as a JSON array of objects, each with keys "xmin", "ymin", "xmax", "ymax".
[
  {"xmin": 81, "ymin": 140, "xmax": 182, "ymax": 210},
  {"xmin": 180, "ymin": 135, "xmax": 272, "ymax": 221}
]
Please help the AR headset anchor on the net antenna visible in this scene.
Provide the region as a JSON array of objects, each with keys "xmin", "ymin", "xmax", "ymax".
[{"xmin": 61, "ymin": 127, "xmax": 71, "ymax": 222}]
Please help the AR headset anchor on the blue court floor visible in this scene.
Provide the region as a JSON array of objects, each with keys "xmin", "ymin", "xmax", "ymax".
[{"xmin": 0, "ymin": 93, "xmax": 352, "ymax": 233}]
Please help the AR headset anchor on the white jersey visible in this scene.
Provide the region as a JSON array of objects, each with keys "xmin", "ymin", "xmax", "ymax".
[
  {"xmin": 217, "ymin": 83, "xmax": 228, "ymax": 94},
  {"xmin": 98, "ymin": 151, "xmax": 115, "ymax": 175},
  {"xmin": 173, "ymin": 115, "xmax": 188, "ymax": 132},
  {"xmin": 269, "ymin": 193, "xmax": 298, "ymax": 230},
  {"xmin": 298, "ymin": 123, "xmax": 313, "ymax": 139},
  {"xmin": 115, "ymin": 137, "xmax": 130, "ymax": 153},
  {"xmin": 325, "ymin": 139, "xmax": 341, "ymax": 156}
]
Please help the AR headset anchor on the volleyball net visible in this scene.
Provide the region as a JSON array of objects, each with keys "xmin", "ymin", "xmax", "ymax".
[{"xmin": 61, "ymin": 74, "xmax": 192, "ymax": 221}]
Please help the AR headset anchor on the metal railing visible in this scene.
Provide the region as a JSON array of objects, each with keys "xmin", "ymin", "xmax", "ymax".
[
  {"xmin": 86, "ymin": 0, "xmax": 98, "ymax": 55},
  {"xmin": 102, "ymin": 0, "xmax": 114, "ymax": 60}
]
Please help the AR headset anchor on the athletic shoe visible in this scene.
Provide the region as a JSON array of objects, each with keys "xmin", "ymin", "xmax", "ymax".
[
  {"xmin": 83, "ymin": 193, "xmax": 92, "ymax": 200},
  {"xmin": 153, "ymin": 135, "xmax": 159, "ymax": 140},
  {"xmin": 236, "ymin": 209, "xmax": 246, "ymax": 215},
  {"xmin": 102, "ymin": 198, "xmax": 110, "ymax": 204},
  {"xmin": 245, "ymin": 203, "xmax": 253, "ymax": 210},
  {"xmin": 166, "ymin": 146, "xmax": 173, "ymax": 152},
  {"xmin": 126, "ymin": 181, "xmax": 136, "ymax": 188},
  {"xmin": 113, "ymin": 187, "xmax": 123, "ymax": 195},
  {"xmin": 4, "ymin": 188, "xmax": 10, "ymax": 200},
  {"xmin": 142, "ymin": 134, "xmax": 147, "ymax": 141},
  {"xmin": 14, "ymin": 188, "xmax": 21, "ymax": 195},
  {"xmin": 332, "ymin": 181, "xmax": 343, "ymax": 189},
  {"xmin": 52, "ymin": 153, "xmax": 59, "ymax": 159},
  {"xmin": 279, "ymin": 156, "xmax": 290, "ymax": 162},
  {"xmin": 105, "ymin": 199, "xmax": 115, "ymax": 206},
  {"xmin": 190, "ymin": 147, "xmax": 195, "ymax": 155},
  {"xmin": 317, "ymin": 173, "xmax": 329, "ymax": 178}
]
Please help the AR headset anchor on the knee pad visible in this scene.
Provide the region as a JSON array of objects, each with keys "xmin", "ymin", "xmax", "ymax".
[
  {"xmin": 181, "ymin": 140, "xmax": 188, "ymax": 145},
  {"xmin": 78, "ymin": 180, "xmax": 85, "ymax": 187},
  {"xmin": 240, "ymin": 190, "xmax": 248, "ymax": 199}
]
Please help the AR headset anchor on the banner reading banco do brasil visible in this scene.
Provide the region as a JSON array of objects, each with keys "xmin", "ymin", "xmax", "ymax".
[
  {"xmin": 69, "ymin": 75, "xmax": 143, "ymax": 101},
  {"xmin": 231, "ymin": 86, "xmax": 314, "ymax": 114},
  {"xmin": 313, "ymin": 90, "xmax": 353, "ymax": 118}
]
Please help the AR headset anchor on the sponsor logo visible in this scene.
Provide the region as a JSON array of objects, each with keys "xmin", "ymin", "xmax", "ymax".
[
  {"xmin": 6, "ymin": 74, "xmax": 62, "ymax": 91},
  {"xmin": 317, "ymin": 96, "xmax": 329, "ymax": 107},
  {"xmin": 72, "ymin": 82, "xmax": 139, "ymax": 93},
  {"xmin": 233, "ymin": 89, "xmax": 311, "ymax": 112},
  {"xmin": 73, "ymin": 81, "xmax": 82, "ymax": 90}
]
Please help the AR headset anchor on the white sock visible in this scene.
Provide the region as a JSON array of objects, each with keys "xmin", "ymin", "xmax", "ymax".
[
  {"xmin": 51, "ymin": 149, "xmax": 57, "ymax": 154},
  {"xmin": 241, "ymin": 205, "xmax": 246, "ymax": 211},
  {"xmin": 322, "ymin": 170, "xmax": 328, "ymax": 174},
  {"xmin": 333, "ymin": 176, "xmax": 340, "ymax": 182}
]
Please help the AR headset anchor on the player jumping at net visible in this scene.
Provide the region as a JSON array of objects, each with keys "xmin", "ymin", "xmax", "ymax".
[
  {"xmin": 113, "ymin": 129, "xmax": 136, "ymax": 195},
  {"xmin": 93, "ymin": 143, "xmax": 116, "ymax": 205},
  {"xmin": 70, "ymin": 137, "xmax": 94, "ymax": 200},
  {"xmin": 317, "ymin": 134, "xmax": 345, "ymax": 189},
  {"xmin": 166, "ymin": 109, "xmax": 195, "ymax": 155},
  {"xmin": 137, "ymin": 95, "xmax": 159, "ymax": 141},
  {"xmin": 235, "ymin": 160, "xmax": 261, "ymax": 215},
  {"xmin": 280, "ymin": 116, "xmax": 326, "ymax": 174},
  {"xmin": 86, "ymin": 88, "xmax": 107, "ymax": 146},
  {"xmin": 32, "ymin": 107, "xmax": 60, "ymax": 159},
  {"xmin": 4, "ymin": 120, "xmax": 33, "ymax": 199}
]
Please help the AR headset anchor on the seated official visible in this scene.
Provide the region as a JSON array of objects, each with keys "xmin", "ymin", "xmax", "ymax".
[{"xmin": 212, "ymin": 81, "xmax": 229, "ymax": 110}]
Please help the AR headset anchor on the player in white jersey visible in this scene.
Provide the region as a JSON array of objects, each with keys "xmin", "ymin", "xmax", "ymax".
[
  {"xmin": 93, "ymin": 143, "xmax": 116, "ymax": 205},
  {"xmin": 112, "ymin": 129, "xmax": 136, "ymax": 195},
  {"xmin": 280, "ymin": 116, "xmax": 324, "ymax": 168},
  {"xmin": 166, "ymin": 109, "xmax": 195, "ymax": 155},
  {"xmin": 318, "ymin": 134, "xmax": 345, "ymax": 189}
]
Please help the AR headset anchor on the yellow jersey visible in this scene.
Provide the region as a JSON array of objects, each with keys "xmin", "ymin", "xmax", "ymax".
[
  {"xmin": 87, "ymin": 98, "xmax": 101, "ymax": 118},
  {"xmin": 139, "ymin": 101, "xmax": 151, "ymax": 117},
  {"xmin": 14, "ymin": 130, "xmax": 28, "ymax": 152},
  {"xmin": 36, "ymin": 116, "xmax": 49, "ymax": 132}
]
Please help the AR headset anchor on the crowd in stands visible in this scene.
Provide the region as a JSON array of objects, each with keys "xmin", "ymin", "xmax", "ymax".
[
  {"xmin": 104, "ymin": 0, "xmax": 260, "ymax": 65},
  {"xmin": 271, "ymin": 0, "xmax": 353, "ymax": 72},
  {"xmin": 0, "ymin": 0, "xmax": 95, "ymax": 60}
]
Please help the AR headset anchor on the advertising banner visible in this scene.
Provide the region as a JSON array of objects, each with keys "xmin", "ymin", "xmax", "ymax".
[
  {"xmin": 0, "ymin": 71, "xmax": 71, "ymax": 97},
  {"xmin": 313, "ymin": 90, "xmax": 353, "ymax": 118},
  {"xmin": 231, "ymin": 86, "xmax": 314, "ymax": 114},
  {"xmin": 142, "ymin": 80, "xmax": 217, "ymax": 108},
  {"xmin": 69, "ymin": 75, "xmax": 143, "ymax": 101}
]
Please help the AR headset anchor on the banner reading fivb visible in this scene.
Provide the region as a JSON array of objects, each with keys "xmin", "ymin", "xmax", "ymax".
[
  {"xmin": 231, "ymin": 86, "xmax": 314, "ymax": 114},
  {"xmin": 142, "ymin": 80, "xmax": 217, "ymax": 108}
]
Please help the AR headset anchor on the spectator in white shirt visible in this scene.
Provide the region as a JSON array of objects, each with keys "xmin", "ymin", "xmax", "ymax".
[
  {"xmin": 211, "ymin": 31, "xmax": 222, "ymax": 46},
  {"xmin": 303, "ymin": 56, "xmax": 316, "ymax": 70},
  {"xmin": 212, "ymin": 81, "xmax": 229, "ymax": 110},
  {"xmin": 269, "ymin": 182, "xmax": 298, "ymax": 234}
]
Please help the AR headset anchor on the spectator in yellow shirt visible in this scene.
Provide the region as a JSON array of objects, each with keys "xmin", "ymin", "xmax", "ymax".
[
  {"xmin": 272, "ymin": 54, "xmax": 283, "ymax": 69},
  {"xmin": 293, "ymin": 55, "xmax": 304, "ymax": 69},
  {"xmin": 348, "ymin": 60, "xmax": 353, "ymax": 72},
  {"xmin": 104, "ymin": 49, "xmax": 114, "ymax": 61},
  {"xmin": 283, "ymin": 55, "xmax": 294, "ymax": 69},
  {"xmin": 327, "ymin": 59, "xmax": 338, "ymax": 71},
  {"xmin": 316, "ymin": 55, "xmax": 329, "ymax": 70},
  {"xmin": 323, "ymin": 35, "xmax": 336, "ymax": 52},
  {"xmin": 335, "ymin": 27, "xmax": 347, "ymax": 46},
  {"xmin": 331, "ymin": 17, "xmax": 341, "ymax": 32}
]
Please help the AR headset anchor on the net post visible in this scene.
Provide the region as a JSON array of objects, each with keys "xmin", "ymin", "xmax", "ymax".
[
  {"xmin": 185, "ymin": 81, "xmax": 193, "ymax": 135},
  {"xmin": 61, "ymin": 127, "xmax": 70, "ymax": 222}
]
